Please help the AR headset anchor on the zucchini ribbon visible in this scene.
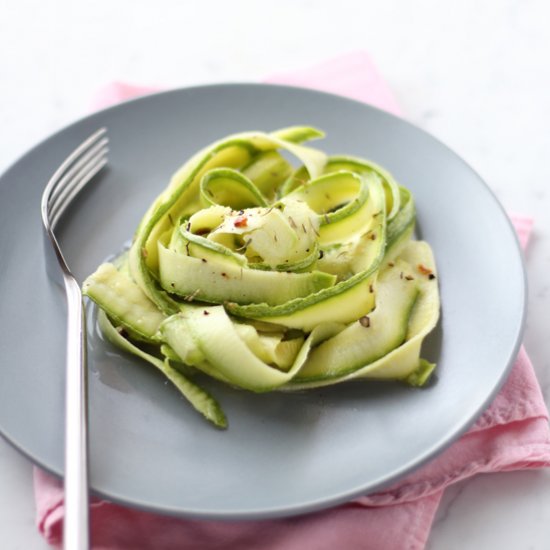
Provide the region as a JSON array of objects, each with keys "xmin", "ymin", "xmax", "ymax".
[{"xmin": 83, "ymin": 127, "xmax": 439, "ymax": 428}]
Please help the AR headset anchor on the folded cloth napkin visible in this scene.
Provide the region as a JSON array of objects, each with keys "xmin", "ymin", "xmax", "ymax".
[{"xmin": 35, "ymin": 52, "xmax": 550, "ymax": 550}]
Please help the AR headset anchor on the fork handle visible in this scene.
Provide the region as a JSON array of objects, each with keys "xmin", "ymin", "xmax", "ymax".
[{"xmin": 63, "ymin": 276, "xmax": 90, "ymax": 550}]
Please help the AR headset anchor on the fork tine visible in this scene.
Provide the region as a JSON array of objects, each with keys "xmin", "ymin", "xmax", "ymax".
[
  {"xmin": 41, "ymin": 128, "xmax": 108, "ymax": 231},
  {"xmin": 48, "ymin": 137, "xmax": 108, "ymax": 211},
  {"xmin": 48, "ymin": 154, "xmax": 108, "ymax": 230},
  {"xmin": 48, "ymin": 147, "xmax": 109, "ymax": 229}
]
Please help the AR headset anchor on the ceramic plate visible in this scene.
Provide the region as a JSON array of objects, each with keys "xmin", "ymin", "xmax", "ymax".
[{"xmin": 0, "ymin": 84, "xmax": 525, "ymax": 519}]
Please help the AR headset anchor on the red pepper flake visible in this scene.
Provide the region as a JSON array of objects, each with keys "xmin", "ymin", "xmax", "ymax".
[
  {"xmin": 418, "ymin": 264, "xmax": 433, "ymax": 276},
  {"xmin": 234, "ymin": 215, "xmax": 248, "ymax": 228},
  {"xmin": 359, "ymin": 315, "xmax": 371, "ymax": 328}
]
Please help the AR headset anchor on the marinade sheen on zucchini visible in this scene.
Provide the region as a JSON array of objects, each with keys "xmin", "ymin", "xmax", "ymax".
[{"xmin": 83, "ymin": 127, "xmax": 440, "ymax": 428}]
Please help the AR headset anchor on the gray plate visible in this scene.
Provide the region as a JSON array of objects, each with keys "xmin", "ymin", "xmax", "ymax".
[{"xmin": 0, "ymin": 84, "xmax": 525, "ymax": 519}]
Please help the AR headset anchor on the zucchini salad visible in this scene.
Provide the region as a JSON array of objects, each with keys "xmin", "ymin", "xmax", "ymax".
[{"xmin": 83, "ymin": 127, "xmax": 440, "ymax": 428}]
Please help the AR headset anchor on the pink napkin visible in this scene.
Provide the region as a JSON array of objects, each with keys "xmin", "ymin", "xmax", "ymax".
[{"xmin": 35, "ymin": 52, "xmax": 550, "ymax": 550}]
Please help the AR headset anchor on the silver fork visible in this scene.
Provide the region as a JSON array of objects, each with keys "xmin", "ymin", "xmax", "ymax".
[{"xmin": 41, "ymin": 128, "xmax": 109, "ymax": 550}]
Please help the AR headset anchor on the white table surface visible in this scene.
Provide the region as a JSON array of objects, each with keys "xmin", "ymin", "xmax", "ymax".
[{"xmin": 1, "ymin": 0, "xmax": 550, "ymax": 548}]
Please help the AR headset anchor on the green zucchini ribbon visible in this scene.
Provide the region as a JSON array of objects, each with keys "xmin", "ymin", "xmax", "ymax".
[{"xmin": 83, "ymin": 127, "xmax": 439, "ymax": 428}]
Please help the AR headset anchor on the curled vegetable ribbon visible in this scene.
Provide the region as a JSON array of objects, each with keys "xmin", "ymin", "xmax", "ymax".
[{"xmin": 83, "ymin": 127, "xmax": 439, "ymax": 428}]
